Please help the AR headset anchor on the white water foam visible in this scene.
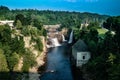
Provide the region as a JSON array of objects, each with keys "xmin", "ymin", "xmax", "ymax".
[{"xmin": 51, "ymin": 38, "xmax": 61, "ymax": 47}]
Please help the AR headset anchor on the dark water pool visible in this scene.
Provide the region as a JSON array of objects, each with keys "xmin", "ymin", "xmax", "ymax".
[{"xmin": 40, "ymin": 44, "xmax": 73, "ymax": 80}]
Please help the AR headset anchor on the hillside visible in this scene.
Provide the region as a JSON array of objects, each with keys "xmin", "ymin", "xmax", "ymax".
[{"xmin": 0, "ymin": 23, "xmax": 46, "ymax": 80}]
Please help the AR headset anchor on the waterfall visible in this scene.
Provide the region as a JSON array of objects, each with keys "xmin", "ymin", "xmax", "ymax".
[
  {"xmin": 51, "ymin": 38, "xmax": 61, "ymax": 47},
  {"xmin": 62, "ymin": 34, "xmax": 67, "ymax": 42},
  {"xmin": 68, "ymin": 30, "xmax": 73, "ymax": 44},
  {"xmin": 46, "ymin": 38, "xmax": 61, "ymax": 48}
]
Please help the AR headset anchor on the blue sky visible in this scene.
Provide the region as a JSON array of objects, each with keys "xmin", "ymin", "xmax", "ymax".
[{"xmin": 0, "ymin": 0, "xmax": 120, "ymax": 16}]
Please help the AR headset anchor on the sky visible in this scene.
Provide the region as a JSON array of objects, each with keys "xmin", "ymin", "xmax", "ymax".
[{"xmin": 0, "ymin": 0, "xmax": 120, "ymax": 16}]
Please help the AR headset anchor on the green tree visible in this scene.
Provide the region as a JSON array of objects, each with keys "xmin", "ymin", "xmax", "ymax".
[
  {"xmin": 34, "ymin": 37, "xmax": 43, "ymax": 51},
  {"xmin": 7, "ymin": 52, "xmax": 19, "ymax": 71},
  {"xmin": 0, "ymin": 49, "xmax": 10, "ymax": 80},
  {"xmin": 22, "ymin": 51, "xmax": 37, "ymax": 72},
  {"xmin": 103, "ymin": 31, "xmax": 115, "ymax": 53},
  {"xmin": 16, "ymin": 20, "xmax": 22, "ymax": 29},
  {"xmin": 106, "ymin": 53, "xmax": 120, "ymax": 80},
  {"xmin": 0, "ymin": 25, "xmax": 11, "ymax": 44},
  {"xmin": 83, "ymin": 28, "xmax": 98, "ymax": 44},
  {"xmin": 0, "ymin": 6, "xmax": 9, "ymax": 15},
  {"xmin": 0, "ymin": 49, "xmax": 9, "ymax": 72},
  {"xmin": 88, "ymin": 40, "xmax": 97, "ymax": 57},
  {"xmin": 40, "ymin": 27, "xmax": 47, "ymax": 37},
  {"xmin": 89, "ymin": 28, "xmax": 98, "ymax": 43},
  {"xmin": 21, "ymin": 26, "xmax": 31, "ymax": 36},
  {"xmin": 108, "ymin": 64, "xmax": 120, "ymax": 80},
  {"xmin": 83, "ymin": 56, "xmax": 108, "ymax": 80},
  {"xmin": 88, "ymin": 21, "xmax": 100, "ymax": 29},
  {"xmin": 103, "ymin": 16, "xmax": 120, "ymax": 32},
  {"xmin": 73, "ymin": 28, "xmax": 80, "ymax": 41},
  {"xmin": 14, "ymin": 14, "xmax": 25, "ymax": 26},
  {"xmin": 107, "ymin": 53, "xmax": 116, "ymax": 65},
  {"xmin": 10, "ymin": 36, "xmax": 25, "ymax": 54},
  {"xmin": 33, "ymin": 19, "xmax": 42, "ymax": 30}
]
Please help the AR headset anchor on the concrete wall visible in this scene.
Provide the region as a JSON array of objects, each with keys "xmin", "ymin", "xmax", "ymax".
[
  {"xmin": 72, "ymin": 49, "xmax": 91, "ymax": 67},
  {"xmin": 76, "ymin": 52, "xmax": 90, "ymax": 67},
  {"xmin": 0, "ymin": 20, "xmax": 14, "ymax": 27}
]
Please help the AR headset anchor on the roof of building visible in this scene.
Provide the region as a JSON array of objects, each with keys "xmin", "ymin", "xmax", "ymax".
[{"xmin": 72, "ymin": 39, "xmax": 88, "ymax": 52}]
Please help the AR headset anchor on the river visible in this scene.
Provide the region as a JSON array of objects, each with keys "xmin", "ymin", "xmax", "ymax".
[{"xmin": 40, "ymin": 43, "xmax": 73, "ymax": 80}]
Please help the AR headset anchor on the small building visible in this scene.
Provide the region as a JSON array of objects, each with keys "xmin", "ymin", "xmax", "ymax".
[
  {"xmin": 80, "ymin": 23, "xmax": 89, "ymax": 30},
  {"xmin": 72, "ymin": 39, "xmax": 90, "ymax": 67},
  {"xmin": 0, "ymin": 20, "xmax": 14, "ymax": 27}
]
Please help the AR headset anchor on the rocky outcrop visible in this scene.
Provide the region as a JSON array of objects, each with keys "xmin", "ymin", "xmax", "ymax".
[
  {"xmin": 13, "ymin": 57, "xmax": 23, "ymax": 72},
  {"xmin": 28, "ymin": 36, "xmax": 47, "ymax": 80}
]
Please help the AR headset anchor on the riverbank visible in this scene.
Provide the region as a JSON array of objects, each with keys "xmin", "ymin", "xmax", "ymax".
[{"xmin": 28, "ymin": 36, "xmax": 47, "ymax": 80}]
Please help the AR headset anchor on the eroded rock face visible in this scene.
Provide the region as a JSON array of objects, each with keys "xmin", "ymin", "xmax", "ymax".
[
  {"xmin": 55, "ymin": 34, "xmax": 63, "ymax": 43},
  {"xmin": 61, "ymin": 28, "xmax": 68, "ymax": 37},
  {"xmin": 46, "ymin": 39, "xmax": 52, "ymax": 45},
  {"xmin": 23, "ymin": 36, "xmax": 31, "ymax": 48}
]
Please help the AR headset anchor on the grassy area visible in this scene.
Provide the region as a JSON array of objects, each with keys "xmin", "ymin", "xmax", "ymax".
[{"xmin": 97, "ymin": 28, "xmax": 108, "ymax": 37}]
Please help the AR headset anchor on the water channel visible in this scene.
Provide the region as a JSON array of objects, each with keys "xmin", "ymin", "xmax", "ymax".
[{"xmin": 40, "ymin": 43, "xmax": 73, "ymax": 80}]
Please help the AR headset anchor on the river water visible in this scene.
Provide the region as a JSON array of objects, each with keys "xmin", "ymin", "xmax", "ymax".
[{"xmin": 40, "ymin": 43, "xmax": 73, "ymax": 80}]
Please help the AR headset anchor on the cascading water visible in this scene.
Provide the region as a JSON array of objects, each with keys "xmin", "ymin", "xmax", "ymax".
[
  {"xmin": 62, "ymin": 34, "xmax": 67, "ymax": 42},
  {"xmin": 46, "ymin": 38, "xmax": 61, "ymax": 48},
  {"xmin": 68, "ymin": 30, "xmax": 73, "ymax": 44},
  {"xmin": 51, "ymin": 38, "xmax": 61, "ymax": 47},
  {"xmin": 46, "ymin": 30, "xmax": 73, "ymax": 48}
]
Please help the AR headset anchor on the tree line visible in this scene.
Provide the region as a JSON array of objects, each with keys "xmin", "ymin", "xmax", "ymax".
[{"xmin": 0, "ymin": 5, "xmax": 109, "ymax": 28}]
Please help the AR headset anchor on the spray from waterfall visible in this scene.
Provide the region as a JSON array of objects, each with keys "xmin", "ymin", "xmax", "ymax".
[
  {"xmin": 52, "ymin": 38, "xmax": 61, "ymax": 47},
  {"xmin": 68, "ymin": 30, "xmax": 73, "ymax": 44}
]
